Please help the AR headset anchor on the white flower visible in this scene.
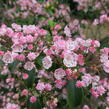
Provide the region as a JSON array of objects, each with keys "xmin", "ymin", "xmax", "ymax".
[
  {"xmin": 66, "ymin": 40, "xmax": 78, "ymax": 51},
  {"xmin": 63, "ymin": 53, "xmax": 78, "ymax": 67},
  {"xmin": 12, "ymin": 44, "xmax": 23, "ymax": 53},
  {"xmin": 42, "ymin": 56, "xmax": 52, "ymax": 69},
  {"xmin": 24, "ymin": 61, "xmax": 35, "ymax": 71},
  {"xmin": 64, "ymin": 26, "xmax": 71, "ymax": 37},
  {"xmin": 84, "ymin": 39, "xmax": 92, "ymax": 47},
  {"xmin": 2, "ymin": 52, "xmax": 14, "ymax": 64}
]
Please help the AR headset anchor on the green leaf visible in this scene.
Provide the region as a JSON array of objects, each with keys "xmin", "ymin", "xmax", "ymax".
[
  {"xmin": 29, "ymin": 100, "xmax": 41, "ymax": 109},
  {"xmin": 66, "ymin": 79, "xmax": 83, "ymax": 109},
  {"xmin": 8, "ymin": 61, "xmax": 20, "ymax": 72},
  {"xmin": 100, "ymin": 37, "xmax": 109, "ymax": 48},
  {"xmin": 0, "ymin": 60, "xmax": 4, "ymax": 65},
  {"xmin": 35, "ymin": 52, "xmax": 45, "ymax": 69},
  {"xmin": 26, "ymin": 69, "xmax": 36, "ymax": 88},
  {"xmin": 48, "ymin": 20, "xmax": 56, "ymax": 27},
  {"xmin": 46, "ymin": 33, "xmax": 52, "ymax": 42}
]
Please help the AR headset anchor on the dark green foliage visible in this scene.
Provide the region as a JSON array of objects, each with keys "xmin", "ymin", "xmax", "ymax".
[
  {"xmin": 29, "ymin": 99, "xmax": 41, "ymax": 109},
  {"xmin": 66, "ymin": 79, "xmax": 83, "ymax": 109},
  {"xmin": 35, "ymin": 52, "xmax": 45, "ymax": 69}
]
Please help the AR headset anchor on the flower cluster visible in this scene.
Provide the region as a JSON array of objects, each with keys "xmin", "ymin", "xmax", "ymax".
[{"xmin": 0, "ymin": 23, "xmax": 109, "ymax": 109}]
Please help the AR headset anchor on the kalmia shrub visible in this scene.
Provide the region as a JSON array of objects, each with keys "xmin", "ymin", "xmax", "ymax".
[{"xmin": 0, "ymin": 23, "xmax": 109, "ymax": 109}]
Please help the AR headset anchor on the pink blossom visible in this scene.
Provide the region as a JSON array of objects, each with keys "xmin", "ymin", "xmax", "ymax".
[
  {"xmin": 30, "ymin": 96, "xmax": 37, "ymax": 103},
  {"xmin": 21, "ymin": 89, "xmax": 28, "ymax": 96},
  {"xmin": 27, "ymin": 52, "xmax": 36, "ymax": 61},
  {"xmin": 39, "ymin": 29, "xmax": 48, "ymax": 36},
  {"xmin": 44, "ymin": 83, "xmax": 52, "ymax": 91},
  {"xmin": 64, "ymin": 26, "xmax": 71, "ymax": 37},
  {"xmin": 16, "ymin": 54, "xmax": 25, "ymax": 61},
  {"xmin": 76, "ymin": 80, "xmax": 85, "ymax": 88},
  {"xmin": 90, "ymin": 88, "xmax": 99, "ymax": 98},
  {"xmin": 78, "ymin": 54, "xmax": 84, "ymax": 66},
  {"xmin": 83, "ymin": 105, "xmax": 90, "ymax": 109},
  {"xmin": 0, "ymin": 50, "xmax": 4, "ymax": 56},
  {"xmin": 103, "ymin": 61, "xmax": 109, "ymax": 73},
  {"xmin": 2, "ymin": 51, "xmax": 14, "ymax": 64},
  {"xmin": 54, "ymin": 24, "xmax": 62, "ymax": 30},
  {"xmin": 42, "ymin": 56, "xmax": 52, "ymax": 69},
  {"xmin": 26, "ymin": 35, "xmax": 34, "ymax": 43},
  {"xmin": 24, "ymin": 61, "xmax": 35, "ymax": 71},
  {"xmin": 36, "ymin": 82, "xmax": 45, "ymax": 91},
  {"xmin": 12, "ymin": 44, "xmax": 23, "ymax": 53},
  {"xmin": 89, "ymin": 47, "xmax": 96, "ymax": 53},
  {"xmin": 54, "ymin": 40, "xmax": 66, "ymax": 49},
  {"xmin": 55, "ymin": 80, "xmax": 66, "ymax": 89},
  {"xmin": 4, "ymin": 103, "xmax": 20, "ymax": 109},
  {"xmin": 82, "ymin": 74, "xmax": 92, "ymax": 87},
  {"xmin": 63, "ymin": 53, "xmax": 78, "ymax": 67},
  {"xmin": 96, "ymin": 86, "xmax": 106, "ymax": 96},
  {"xmin": 66, "ymin": 40, "xmax": 78, "ymax": 51},
  {"xmin": 27, "ymin": 44, "xmax": 33, "ymax": 50},
  {"xmin": 54, "ymin": 68, "xmax": 66, "ymax": 80},
  {"xmin": 11, "ymin": 23, "xmax": 22, "ymax": 32},
  {"xmin": 22, "ymin": 73, "xmax": 29, "ymax": 80}
]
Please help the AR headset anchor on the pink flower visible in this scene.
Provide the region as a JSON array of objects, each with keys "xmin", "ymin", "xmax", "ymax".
[
  {"xmin": 96, "ymin": 86, "xmax": 106, "ymax": 96},
  {"xmin": 66, "ymin": 40, "xmax": 78, "ymax": 51},
  {"xmin": 76, "ymin": 80, "xmax": 85, "ymax": 88},
  {"xmin": 63, "ymin": 53, "xmax": 78, "ymax": 67},
  {"xmin": 64, "ymin": 26, "xmax": 71, "ymax": 37},
  {"xmin": 54, "ymin": 68, "xmax": 66, "ymax": 80},
  {"xmin": 21, "ymin": 89, "xmax": 28, "ymax": 96},
  {"xmin": 83, "ymin": 105, "xmax": 90, "ymax": 109},
  {"xmin": 0, "ymin": 51, "xmax": 4, "ymax": 56},
  {"xmin": 103, "ymin": 61, "xmax": 109, "ymax": 73},
  {"xmin": 54, "ymin": 40, "xmax": 66, "ymax": 49},
  {"xmin": 2, "ymin": 51, "xmax": 14, "ymax": 64},
  {"xmin": 4, "ymin": 103, "xmax": 20, "ymax": 109},
  {"xmin": 11, "ymin": 23, "xmax": 22, "ymax": 31},
  {"xmin": 89, "ymin": 47, "xmax": 96, "ymax": 53},
  {"xmin": 82, "ymin": 74, "xmax": 92, "ymax": 87},
  {"xmin": 30, "ymin": 96, "xmax": 37, "ymax": 103},
  {"xmin": 52, "ymin": 30, "xmax": 58, "ymax": 35},
  {"xmin": 27, "ymin": 52, "xmax": 36, "ymax": 61},
  {"xmin": 45, "ymin": 83, "xmax": 52, "ymax": 91},
  {"xmin": 78, "ymin": 54, "xmax": 84, "ymax": 66},
  {"xmin": 39, "ymin": 29, "xmax": 48, "ymax": 36},
  {"xmin": 19, "ymin": 36, "xmax": 27, "ymax": 44},
  {"xmin": 22, "ymin": 73, "xmax": 29, "ymax": 80},
  {"xmin": 16, "ymin": 54, "xmax": 25, "ymax": 61},
  {"xmin": 93, "ymin": 19, "xmax": 99, "ymax": 25},
  {"xmin": 27, "ymin": 44, "xmax": 33, "ymax": 50},
  {"xmin": 91, "ymin": 40, "xmax": 100, "ymax": 47},
  {"xmin": 13, "ymin": 94, "xmax": 19, "ymax": 99},
  {"xmin": 90, "ymin": 88, "xmax": 99, "ymax": 98},
  {"xmin": 23, "ymin": 25, "xmax": 36, "ymax": 34},
  {"xmin": 12, "ymin": 44, "xmax": 23, "ymax": 53},
  {"xmin": 54, "ymin": 24, "xmax": 62, "ymax": 30},
  {"xmin": 24, "ymin": 61, "xmax": 35, "ymax": 71},
  {"xmin": 55, "ymin": 80, "xmax": 66, "ymax": 89},
  {"xmin": 36, "ymin": 82, "xmax": 45, "ymax": 92},
  {"xmin": 26, "ymin": 35, "xmax": 34, "ymax": 43},
  {"xmin": 44, "ymin": 49, "xmax": 53, "ymax": 55},
  {"xmin": 53, "ymin": 36, "xmax": 62, "ymax": 41},
  {"xmin": 42, "ymin": 56, "xmax": 52, "ymax": 69}
]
